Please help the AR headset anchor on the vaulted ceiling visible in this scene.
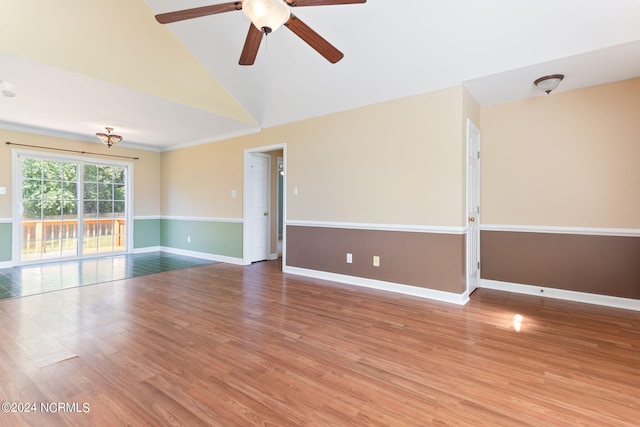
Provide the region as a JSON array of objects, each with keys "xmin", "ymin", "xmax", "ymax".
[{"xmin": 1, "ymin": 0, "xmax": 639, "ymax": 150}]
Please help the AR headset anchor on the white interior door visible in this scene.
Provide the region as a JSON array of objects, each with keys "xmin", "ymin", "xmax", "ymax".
[
  {"xmin": 466, "ymin": 119, "xmax": 481, "ymax": 294},
  {"xmin": 249, "ymin": 153, "xmax": 270, "ymax": 262}
]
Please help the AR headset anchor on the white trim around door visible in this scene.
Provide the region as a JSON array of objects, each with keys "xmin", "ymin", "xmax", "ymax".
[{"xmin": 243, "ymin": 143, "xmax": 287, "ymax": 266}]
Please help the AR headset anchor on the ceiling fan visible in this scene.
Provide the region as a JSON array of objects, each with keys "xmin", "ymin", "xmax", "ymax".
[{"xmin": 155, "ymin": 0, "xmax": 367, "ymax": 65}]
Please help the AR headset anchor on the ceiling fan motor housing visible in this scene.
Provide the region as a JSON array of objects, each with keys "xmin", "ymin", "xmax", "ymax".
[{"xmin": 243, "ymin": 0, "xmax": 291, "ymax": 33}]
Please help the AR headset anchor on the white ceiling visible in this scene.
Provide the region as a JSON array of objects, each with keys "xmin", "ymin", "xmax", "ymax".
[{"xmin": 1, "ymin": 0, "xmax": 640, "ymax": 151}]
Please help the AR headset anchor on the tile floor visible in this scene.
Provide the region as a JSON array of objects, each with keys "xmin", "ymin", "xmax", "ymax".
[{"xmin": 0, "ymin": 252, "xmax": 217, "ymax": 299}]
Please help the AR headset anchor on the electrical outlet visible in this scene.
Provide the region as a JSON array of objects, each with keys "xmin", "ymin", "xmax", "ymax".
[
  {"xmin": 373, "ymin": 256, "xmax": 380, "ymax": 267},
  {"xmin": 187, "ymin": 236, "xmax": 191, "ymax": 243},
  {"xmin": 346, "ymin": 253, "xmax": 352, "ymax": 263}
]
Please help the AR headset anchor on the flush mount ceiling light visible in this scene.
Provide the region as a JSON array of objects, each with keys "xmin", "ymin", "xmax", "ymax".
[
  {"xmin": 96, "ymin": 127, "xmax": 123, "ymax": 148},
  {"xmin": 0, "ymin": 80, "xmax": 16, "ymax": 98},
  {"xmin": 534, "ymin": 74, "xmax": 564, "ymax": 94}
]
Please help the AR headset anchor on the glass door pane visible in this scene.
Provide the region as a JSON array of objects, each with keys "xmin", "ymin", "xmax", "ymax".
[
  {"xmin": 83, "ymin": 164, "xmax": 127, "ymax": 254},
  {"xmin": 21, "ymin": 158, "xmax": 79, "ymax": 261}
]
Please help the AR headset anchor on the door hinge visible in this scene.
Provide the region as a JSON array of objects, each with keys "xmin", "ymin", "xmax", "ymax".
[
  {"xmin": 477, "ymin": 261, "xmax": 480, "ymax": 269},
  {"xmin": 477, "ymin": 151, "xmax": 480, "ymax": 159}
]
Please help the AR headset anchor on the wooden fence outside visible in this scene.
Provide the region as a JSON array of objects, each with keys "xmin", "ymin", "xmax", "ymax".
[{"xmin": 22, "ymin": 218, "xmax": 126, "ymax": 255}]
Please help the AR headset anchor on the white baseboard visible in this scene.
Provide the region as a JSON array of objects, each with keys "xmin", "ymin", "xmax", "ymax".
[
  {"xmin": 1, "ymin": 248, "xmax": 246, "ymax": 269},
  {"xmin": 269, "ymin": 252, "xmax": 279, "ymax": 261},
  {"xmin": 481, "ymin": 279, "xmax": 640, "ymax": 312},
  {"xmin": 283, "ymin": 265, "xmax": 469, "ymax": 305},
  {"xmin": 156, "ymin": 246, "xmax": 248, "ymax": 266},
  {"xmin": 132, "ymin": 246, "xmax": 162, "ymax": 254}
]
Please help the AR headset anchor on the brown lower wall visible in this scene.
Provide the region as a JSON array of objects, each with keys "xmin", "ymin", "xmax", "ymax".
[
  {"xmin": 286, "ymin": 226, "xmax": 466, "ymax": 293},
  {"xmin": 481, "ymin": 231, "xmax": 640, "ymax": 299}
]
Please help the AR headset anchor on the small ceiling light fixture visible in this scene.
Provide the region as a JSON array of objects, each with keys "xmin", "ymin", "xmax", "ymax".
[
  {"xmin": 96, "ymin": 127, "xmax": 123, "ymax": 148},
  {"xmin": 0, "ymin": 80, "xmax": 16, "ymax": 98},
  {"xmin": 243, "ymin": 0, "xmax": 290, "ymax": 34},
  {"xmin": 534, "ymin": 74, "xmax": 564, "ymax": 94}
]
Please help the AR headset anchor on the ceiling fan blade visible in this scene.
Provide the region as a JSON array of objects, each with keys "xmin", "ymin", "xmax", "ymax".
[
  {"xmin": 286, "ymin": 0, "xmax": 366, "ymax": 6},
  {"xmin": 284, "ymin": 15, "xmax": 344, "ymax": 63},
  {"xmin": 239, "ymin": 24, "xmax": 264, "ymax": 65},
  {"xmin": 155, "ymin": 2, "xmax": 241, "ymax": 24}
]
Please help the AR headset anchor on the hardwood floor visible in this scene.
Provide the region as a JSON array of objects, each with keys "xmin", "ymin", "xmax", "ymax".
[{"xmin": 0, "ymin": 260, "xmax": 638, "ymax": 426}]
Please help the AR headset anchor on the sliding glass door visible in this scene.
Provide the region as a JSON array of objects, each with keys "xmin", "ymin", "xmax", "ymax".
[{"xmin": 16, "ymin": 152, "xmax": 131, "ymax": 264}]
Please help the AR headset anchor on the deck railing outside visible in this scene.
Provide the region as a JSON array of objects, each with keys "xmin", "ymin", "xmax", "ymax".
[{"xmin": 22, "ymin": 218, "xmax": 126, "ymax": 258}]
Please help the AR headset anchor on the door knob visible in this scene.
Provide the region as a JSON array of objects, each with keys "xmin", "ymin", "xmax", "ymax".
[
  {"xmin": 263, "ymin": 212, "xmax": 268, "ymax": 216},
  {"xmin": 469, "ymin": 217, "xmax": 475, "ymax": 222}
]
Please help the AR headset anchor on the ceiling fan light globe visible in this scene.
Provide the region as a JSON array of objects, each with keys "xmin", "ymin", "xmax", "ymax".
[{"xmin": 243, "ymin": 0, "xmax": 290, "ymax": 33}]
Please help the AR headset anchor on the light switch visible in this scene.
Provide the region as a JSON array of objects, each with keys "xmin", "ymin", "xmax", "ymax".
[
  {"xmin": 0, "ymin": 187, "xmax": 6, "ymax": 195},
  {"xmin": 231, "ymin": 190, "xmax": 237, "ymax": 198},
  {"xmin": 293, "ymin": 186, "xmax": 299, "ymax": 196}
]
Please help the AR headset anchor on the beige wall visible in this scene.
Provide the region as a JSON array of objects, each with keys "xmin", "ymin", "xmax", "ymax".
[
  {"xmin": 0, "ymin": 129, "xmax": 161, "ymax": 218},
  {"xmin": 160, "ymin": 138, "xmax": 245, "ymax": 218},
  {"xmin": 0, "ymin": 135, "xmax": 13, "ymax": 218},
  {"xmin": 462, "ymin": 85, "xmax": 481, "ymax": 129},
  {"xmin": 480, "ymin": 78, "xmax": 640, "ymax": 228},
  {"xmin": 287, "ymin": 86, "xmax": 466, "ymax": 226},
  {"xmin": 161, "ymin": 85, "xmax": 470, "ymax": 227}
]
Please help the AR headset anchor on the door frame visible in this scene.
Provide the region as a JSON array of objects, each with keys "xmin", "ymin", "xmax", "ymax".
[
  {"xmin": 11, "ymin": 149, "xmax": 134, "ymax": 266},
  {"xmin": 465, "ymin": 119, "xmax": 481, "ymax": 295},
  {"xmin": 276, "ymin": 156, "xmax": 284, "ymax": 257},
  {"xmin": 243, "ymin": 143, "xmax": 287, "ymax": 266}
]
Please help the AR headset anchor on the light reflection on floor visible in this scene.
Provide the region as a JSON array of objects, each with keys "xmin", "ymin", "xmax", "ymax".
[
  {"xmin": 0, "ymin": 252, "xmax": 217, "ymax": 299},
  {"xmin": 512, "ymin": 314, "xmax": 524, "ymax": 332}
]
